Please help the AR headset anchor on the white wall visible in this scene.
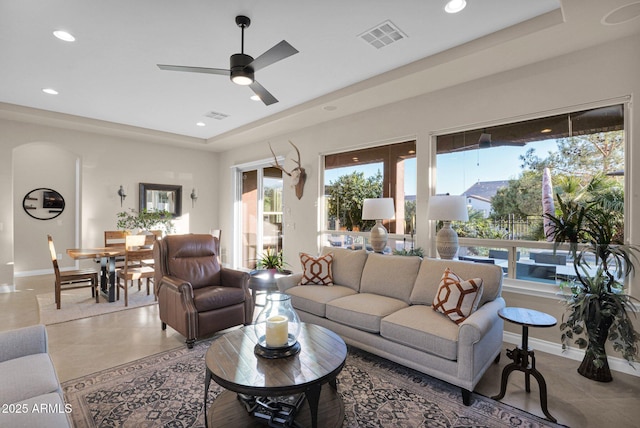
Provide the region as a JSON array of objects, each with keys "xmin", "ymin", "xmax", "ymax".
[{"xmin": 0, "ymin": 119, "xmax": 219, "ymax": 278}]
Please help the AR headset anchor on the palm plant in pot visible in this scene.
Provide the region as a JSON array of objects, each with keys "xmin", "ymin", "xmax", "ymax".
[
  {"xmin": 256, "ymin": 247, "xmax": 286, "ymax": 274},
  {"xmin": 545, "ymin": 185, "xmax": 639, "ymax": 382}
]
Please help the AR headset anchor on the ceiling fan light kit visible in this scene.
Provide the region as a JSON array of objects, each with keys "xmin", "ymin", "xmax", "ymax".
[
  {"xmin": 157, "ymin": 15, "xmax": 298, "ymax": 106},
  {"xmin": 230, "ymin": 53, "xmax": 254, "ymax": 85}
]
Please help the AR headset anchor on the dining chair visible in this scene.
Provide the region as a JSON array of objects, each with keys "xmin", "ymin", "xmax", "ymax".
[
  {"xmin": 47, "ymin": 235, "xmax": 99, "ymax": 310},
  {"xmin": 104, "ymin": 230, "xmax": 128, "ymax": 268},
  {"xmin": 116, "ymin": 234, "xmax": 155, "ymax": 306}
]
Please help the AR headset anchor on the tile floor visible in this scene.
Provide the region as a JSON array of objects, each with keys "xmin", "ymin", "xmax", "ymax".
[{"xmin": 2, "ymin": 274, "xmax": 639, "ymax": 427}]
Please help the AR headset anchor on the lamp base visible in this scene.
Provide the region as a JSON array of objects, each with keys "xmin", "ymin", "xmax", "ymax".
[
  {"xmin": 369, "ymin": 220, "xmax": 388, "ymax": 253},
  {"xmin": 436, "ymin": 221, "xmax": 459, "ymax": 260}
]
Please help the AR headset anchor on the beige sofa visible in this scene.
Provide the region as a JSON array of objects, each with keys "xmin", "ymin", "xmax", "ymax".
[
  {"xmin": 0, "ymin": 324, "xmax": 71, "ymax": 427},
  {"xmin": 277, "ymin": 247, "xmax": 505, "ymax": 405}
]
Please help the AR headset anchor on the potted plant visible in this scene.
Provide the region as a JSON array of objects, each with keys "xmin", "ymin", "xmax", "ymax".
[
  {"xmin": 116, "ymin": 208, "xmax": 175, "ymax": 235},
  {"xmin": 256, "ymin": 247, "xmax": 286, "ymax": 274},
  {"xmin": 545, "ymin": 191, "xmax": 639, "ymax": 382}
]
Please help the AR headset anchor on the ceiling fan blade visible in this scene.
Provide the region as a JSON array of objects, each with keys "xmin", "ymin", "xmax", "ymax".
[
  {"xmin": 448, "ymin": 144, "xmax": 479, "ymax": 153},
  {"xmin": 249, "ymin": 81, "xmax": 278, "ymax": 105},
  {"xmin": 249, "ymin": 40, "xmax": 298, "ymax": 72},
  {"xmin": 157, "ymin": 64, "xmax": 229, "ymax": 76}
]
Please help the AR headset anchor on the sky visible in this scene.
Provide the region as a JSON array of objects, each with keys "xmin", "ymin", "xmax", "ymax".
[
  {"xmin": 436, "ymin": 139, "xmax": 558, "ymax": 195},
  {"xmin": 324, "ymin": 139, "xmax": 559, "ymax": 197}
]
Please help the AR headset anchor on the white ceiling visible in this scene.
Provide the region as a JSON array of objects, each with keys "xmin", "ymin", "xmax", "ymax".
[{"xmin": 1, "ymin": 1, "xmax": 639, "ymax": 151}]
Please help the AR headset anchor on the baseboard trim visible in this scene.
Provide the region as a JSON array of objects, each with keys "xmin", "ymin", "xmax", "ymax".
[
  {"xmin": 14, "ymin": 268, "xmax": 52, "ymax": 278},
  {"xmin": 503, "ymin": 331, "xmax": 639, "ymax": 378}
]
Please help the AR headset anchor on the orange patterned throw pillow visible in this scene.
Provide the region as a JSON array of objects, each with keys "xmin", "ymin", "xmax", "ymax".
[
  {"xmin": 432, "ymin": 268, "xmax": 483, "ymax": 324},
  {"xmin": 299, "ymin": 253, "xmax": 334, "ymax": 285}
]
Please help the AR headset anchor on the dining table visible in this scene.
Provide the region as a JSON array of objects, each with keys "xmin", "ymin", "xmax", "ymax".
[{"xmin": 66, "ymin": 247, "xmax": 124, "ymax": 302}]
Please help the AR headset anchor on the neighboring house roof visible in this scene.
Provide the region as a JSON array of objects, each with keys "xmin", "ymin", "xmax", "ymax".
[{"xmin": 463, "ymin": 180, "xmax": 510, "ymax": 201}]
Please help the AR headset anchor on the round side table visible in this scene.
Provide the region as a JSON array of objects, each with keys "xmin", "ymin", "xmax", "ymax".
[
  {"xmin": 492, "ymin": 307, "xmax": 558, "ymax": 423},
  {"xmin": 249, "ymin": 269, "xmax": 292, "ymax": 306}
]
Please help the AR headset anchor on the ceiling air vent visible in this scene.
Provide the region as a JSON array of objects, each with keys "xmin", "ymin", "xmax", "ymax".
[
  {"xmin": 358, "ymin": 20, "xmax": 407, "ymax": 49},
  {"xmin": 204, "ymin": 111, "xmax": 229, "ymax": 120}
]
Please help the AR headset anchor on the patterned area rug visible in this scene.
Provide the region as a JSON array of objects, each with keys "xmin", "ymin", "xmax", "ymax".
[
  {"xmin": 37, "ymin": 287, "xmax": 157, "ymax": 325},
  {"xmin": 62, "ymin": 340, "xmax": 565, "ymax": 428}
]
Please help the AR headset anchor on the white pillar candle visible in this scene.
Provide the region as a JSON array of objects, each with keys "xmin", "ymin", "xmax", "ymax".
[{"xmin": 265, "ymin": 315, "xmax": 289, "ymax": 347}]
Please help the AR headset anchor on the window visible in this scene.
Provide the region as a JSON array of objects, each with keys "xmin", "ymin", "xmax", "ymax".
[
  {"xmin": 322, "ymin": 141, "xmax": 416, "ymax": 251},
  {"xmin": 435, "ymin": 103, "xmax": 626, "ymax": 285}
]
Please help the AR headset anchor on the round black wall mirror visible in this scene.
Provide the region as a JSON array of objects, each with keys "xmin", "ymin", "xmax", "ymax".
[{"xmin": 23, "ymin": 188, "xmax": 65, "ymax": 220}]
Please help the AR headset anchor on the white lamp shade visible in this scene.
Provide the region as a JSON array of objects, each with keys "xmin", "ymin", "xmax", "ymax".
[
  {"xmin": 426, "ymin": 195, "xmax": 469, "ymax": 221},
  {"xmin": 362, "ymin": 198, "xmax": 395, "ymax": 220}
]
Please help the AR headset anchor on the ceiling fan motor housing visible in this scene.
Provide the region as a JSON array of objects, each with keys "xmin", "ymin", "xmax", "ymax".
[{"xmin": 230, "ymin": 53, "xmax": 254, "ymax": 85}]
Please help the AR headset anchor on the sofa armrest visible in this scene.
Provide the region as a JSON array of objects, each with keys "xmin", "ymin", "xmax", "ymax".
[
  {"xmin": 220, "ymin": 267, "xmax": 250, "ymax": 290},
  {"xmin": 0, "ymin": 324, "xmax": 48, "ymax": 363},
  {"xmin": 458, "ymin": 297, "xmax": 506, "ymax": 345},
  {"xmin": 277, "ymin": 272, "xmax": 302, "ymax": 292}
]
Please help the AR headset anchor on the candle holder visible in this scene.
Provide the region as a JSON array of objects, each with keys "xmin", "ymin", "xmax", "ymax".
[{"xmin": 254, "ymin": 293, "xmax": 301, "ymax": 358}]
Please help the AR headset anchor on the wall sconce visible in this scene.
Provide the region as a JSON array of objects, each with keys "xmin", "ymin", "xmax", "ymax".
[
  {"xmin": 190, "ymin": 188, "xmax": 198, "ymax": 207},
  {"xmin": 117, "ymin": 185, "xmax": 127, "ymax": 207}
]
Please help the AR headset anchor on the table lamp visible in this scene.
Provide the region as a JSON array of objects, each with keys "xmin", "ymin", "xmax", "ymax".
[
  {"xmin": 426, "ymin": 195, "xmax": 469, "ymax": 259},
  {"xmin": 362, "ymin": 198, "xmax": 395, "ymax": 253}
]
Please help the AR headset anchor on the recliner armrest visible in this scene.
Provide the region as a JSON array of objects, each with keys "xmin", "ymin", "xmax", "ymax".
[
  {"xmin": 159, "ymin": 275, "xmax": 194, "ymax": 299},
  {"xmin": 220, "ymin": 267, "xmax": 250, "ymax": 289}
]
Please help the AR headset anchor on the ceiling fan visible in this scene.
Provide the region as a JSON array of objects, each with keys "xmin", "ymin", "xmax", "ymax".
[
  {"xmin": 447, "ymin": 130, "xmax": 528, "ymax": 153},
  {"xmin": 157, "ymin": 15, "xmax": 298, "ymax": 106}
]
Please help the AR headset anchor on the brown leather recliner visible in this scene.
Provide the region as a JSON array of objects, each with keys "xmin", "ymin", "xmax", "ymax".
[{"xmin": 153, "ymin": 234, "xmax": 253, "ymax": 348}]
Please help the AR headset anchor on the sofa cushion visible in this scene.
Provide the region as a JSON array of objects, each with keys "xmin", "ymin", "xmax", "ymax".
[
  {"xmin": 326, "ymin": 293, "xmax": 408, "ymax": 333},
  {"xmin": 321, "ymin": 247, "xmax": 368, "ymax": 291},
  {"xmin": 286, "ymin": 285, "xmax": 356, "ymax": 317},
  {"xmin": 432, "ymin": 268, "xmax": 483, "ymax": 324},
  {"xmin": 410, "ymin": 257, "xmax": 503, "ymax": 306},
  {"xmin": 359, "ymin": 253, "xmax": 421, "ymax": 303},
  {"xmin": 299, "ymin": 252, "xmax": 334, "ymax": 285},
  {"xmin": 0, "ymin": 393, "xmax": 71, "ymax": 428},
  {"xmin": 381, "ymin": 305, "xmax": 460, "ymax": 360},
  {"xmin": 0, "ymin": 353, "xmax": 61, "ymax": 405}
]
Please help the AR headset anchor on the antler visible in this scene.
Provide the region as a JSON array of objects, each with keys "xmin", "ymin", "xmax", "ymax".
[
  {"xmin": 269, "ymin": 142, "xmax": 292, "ymax": 176},
  {"xmin": 288, "ymin": 140, "xmax": 302, "ymax": 168}
]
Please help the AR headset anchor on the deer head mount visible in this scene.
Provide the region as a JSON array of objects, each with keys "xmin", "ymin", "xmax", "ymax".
[{"xmin": 269, "ymin": 141, "xmax": 307, "ymax": 200}]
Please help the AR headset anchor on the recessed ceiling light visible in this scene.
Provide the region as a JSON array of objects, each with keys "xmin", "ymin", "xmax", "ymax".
[
  {"xmin": 53, "ymin": 30, "xmax": 75, "ymax": 42},
  {"xmin": 541, "ymin": 128, "xmax": 552, "ymax": 133},
  {"xmin": 42, "ymin": 88, "xmax": 59, "ymax": 95},
  {"xmin": 250, "ymin": 95, "xmax": 261, "ymax": 101},
  {"xmin": 196, "ymin": 122, "xmax": 206, "ymax": 127},
  {"xmin": 444, "ymin": 0, "xmax": 467, "ymax": 14}
]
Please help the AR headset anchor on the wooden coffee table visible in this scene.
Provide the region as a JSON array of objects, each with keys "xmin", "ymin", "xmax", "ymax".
[{"xmin": 204, "ymin": 323, "xmax": 346, "ymax": 428}]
